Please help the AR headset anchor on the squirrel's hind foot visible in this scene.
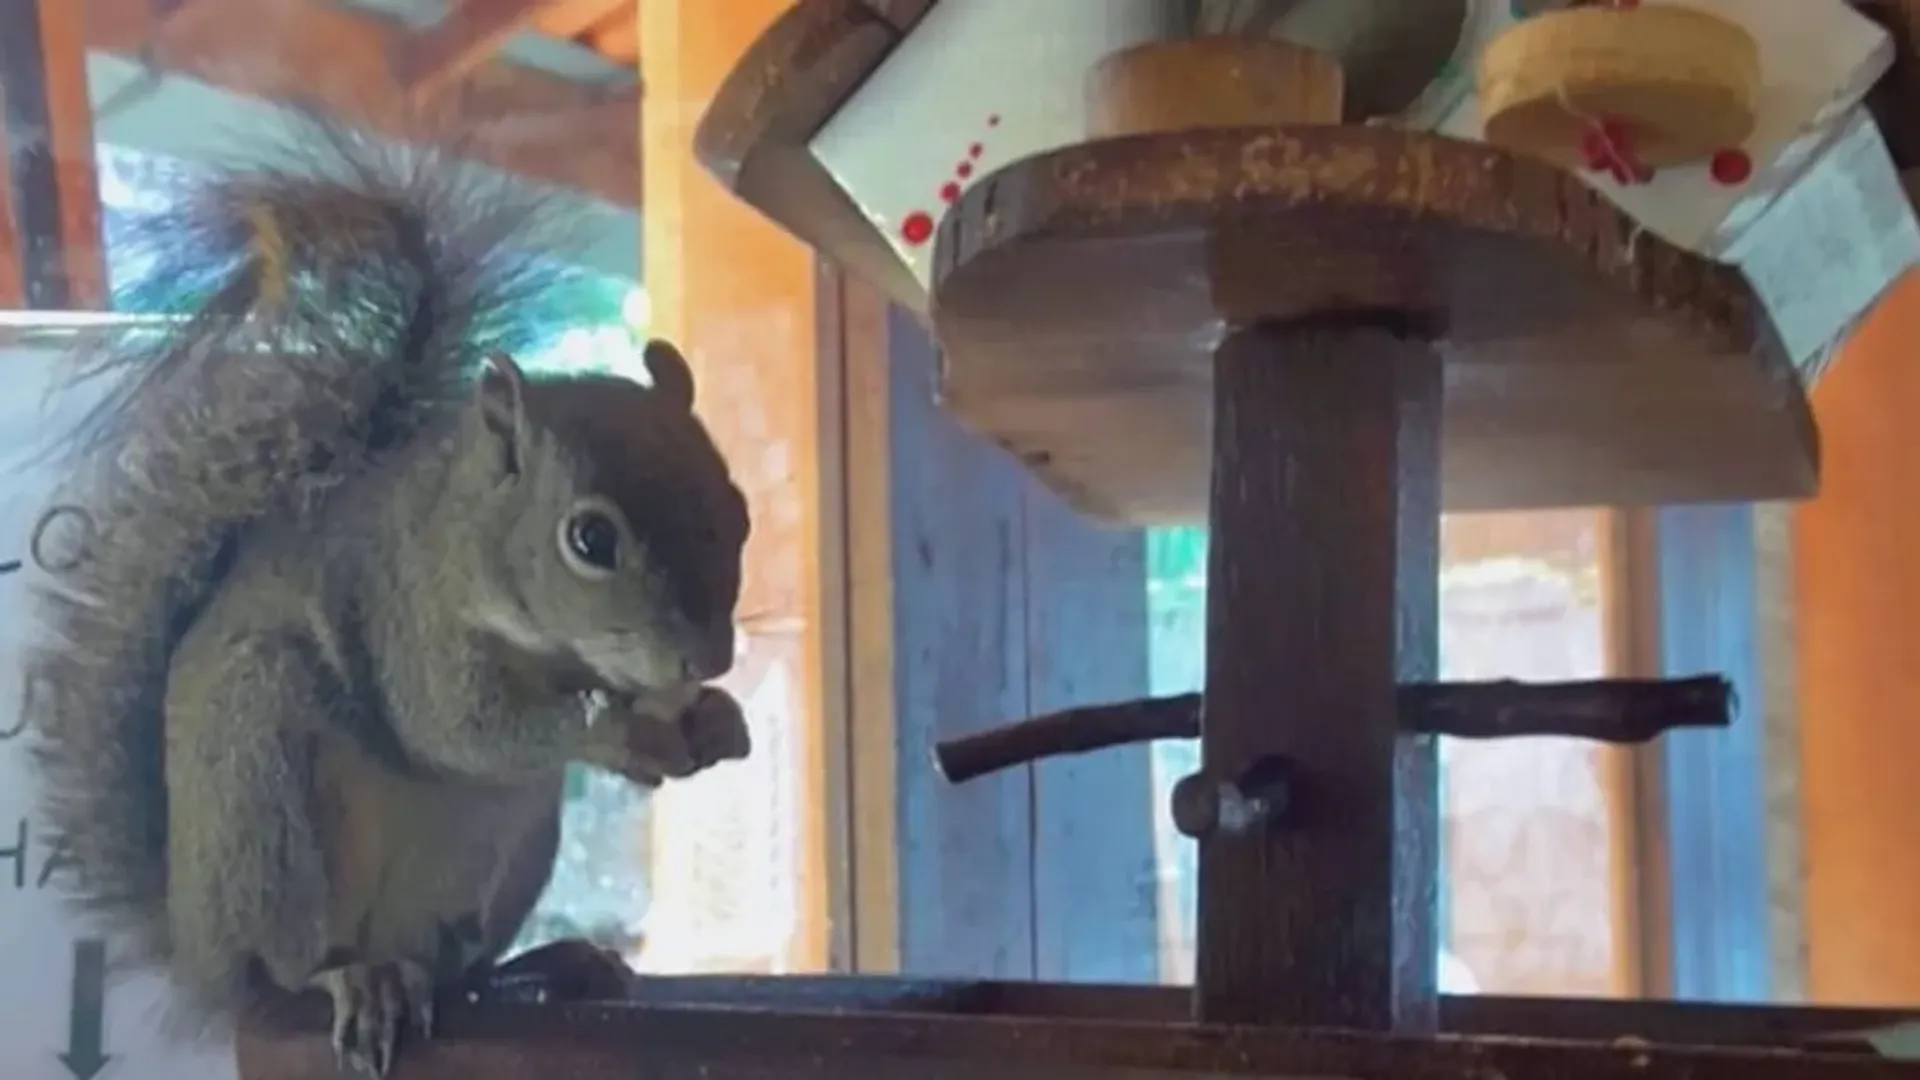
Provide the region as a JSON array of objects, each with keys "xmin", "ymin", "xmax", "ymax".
[
  {"xmin": 313, "ymin": 959, "xmax": 434, "ymax": 1078},
  {"xmin": 475, "ymin": 939, "xmax": 635, "ymax": 1003}
]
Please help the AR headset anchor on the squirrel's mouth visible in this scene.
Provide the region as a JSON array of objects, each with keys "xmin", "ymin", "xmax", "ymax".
[{"xmin": 569, "ymin": 636, "xmax": 702, "ymax": 699}]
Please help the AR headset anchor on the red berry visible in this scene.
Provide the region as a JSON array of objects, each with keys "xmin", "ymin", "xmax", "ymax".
[
  {"xmin": 1709, "ymin": 148, "xmax": 1752, "ymax": 186},
  {"xmin": 900, "ymin": 211, "xmax": 935, "ymax": 246}
]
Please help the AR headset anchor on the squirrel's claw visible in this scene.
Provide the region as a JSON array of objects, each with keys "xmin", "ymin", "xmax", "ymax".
[{"xmin": 313, "ymin": 959, "xmax": 435, "ymax": 1078}]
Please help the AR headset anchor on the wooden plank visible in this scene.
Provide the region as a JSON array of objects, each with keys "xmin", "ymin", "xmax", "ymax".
[
  {"xmin": 238, "ymin": 973, "xmax": 1920, "ymax": 1044},
  {"xmin": 0, "ymin": 111, "xmax": 26, "ymax": 309},
  {"xmin": 1792, "ymin": 276, "xmax": 1920, "ymax": 1002},
  {"xmin": 815, "ymin": 263, "xmax": 859, "ymax": 973},
  {"xmin": 1, "ymin": 0, "xmax": 106, "ymax": 309},
  {"xmin": 396, "ymin": 0, "xmax": 550, "ymax": 103},
  {"xmin": 885, "ymin": 305, "xmax": 1036, "ymax": 977},
  {"xmin": 838, "ymin": 273, "xmax": 903, "ymax": 972},
  {"xmin": 1193, "ymin": 321, "xmax": 1440, "ymax": 1029},
  {"xmin": 599, "ymin": 975, "xmax": 1920, "ymax": 1046},
  {"xmin": 599, "ymin": 976, "xmax": 1920, "ymax": 1044},
  {"xmin": 1595, "ymin": 510, "xmax": 1653, "ymax": 999},
  {"xmin": 835, "ymin": 215, "xmax": 1159, "ymax": 988},
  {"xmin": 1653, "ymin": 503, "xmax": 1775, "ymax": 1002},
  {"xmin": 587, "ymin": 11, "xmax": 640, "ymax": 63},
  {"xmin": 234, "ymin": 983, "xmax": 1920, "ymax": 1080},
  {"xmin": 83, "ymin": 0, "xmax": 638, "ymax": 208},
  {"xmin": 1614, "ymin": 507, "xmax": 1682, "ymax": 997},
  {"xmin": 638, "ymin": 0, "xmax": 830, "ymax": 974},
  {"xmin": 1752, "ymin": 501, "xmax": 1810, "ymax": 1000},
  {"xmin": 1024, "ymin": 477, "xmax": 1158, "ymax": 983},
  {"xmin": 614, "ymin": 976, "xmax": 1920, "ymax": 1047},
  {"xmin": 533, "ymin": 0, "xmax": 628, "ymax": 38}
]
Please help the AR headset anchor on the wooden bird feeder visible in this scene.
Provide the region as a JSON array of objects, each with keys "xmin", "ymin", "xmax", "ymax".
[{"xmin": 233, "ymin": 2, "xmax": 1920, "ymax": 1078}]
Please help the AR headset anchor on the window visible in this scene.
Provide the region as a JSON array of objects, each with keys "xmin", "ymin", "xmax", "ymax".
[{"xmin": 1145, "ymin": 510, "xmax": 1639, "ymax": 996}]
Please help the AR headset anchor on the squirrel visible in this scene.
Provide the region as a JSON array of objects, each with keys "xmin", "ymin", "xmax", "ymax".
[{"xmin": 21, "ymin": 123, "xmax": 753, "ymax": 1077}]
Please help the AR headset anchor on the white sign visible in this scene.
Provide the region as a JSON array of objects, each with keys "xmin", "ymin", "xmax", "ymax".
[
  {"xmin": 1723, "ymin": 107, "xmax": 1920, "ymax": 383},
  {"xmin": 808, "ymin": 0, "xmax": 1180, "ymax": 294},
  {"xmin": 0, "ymin": 344, "xmax": 235, "ymax": 1080}
]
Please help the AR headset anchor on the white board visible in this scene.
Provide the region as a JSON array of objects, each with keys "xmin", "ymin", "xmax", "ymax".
[{"xmin": 0, "ymin": 344, "xmax": 235, "ymax": 1080}]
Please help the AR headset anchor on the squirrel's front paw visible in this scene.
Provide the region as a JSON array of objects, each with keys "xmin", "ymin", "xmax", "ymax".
[
  {"xmin": 312, "ymin": 959, "xmax": 434, "ymax": 1078},
  {"xmin": 680, "ymin": 687, "xmax": 752, "ymax": 770},
  {"xmin": 591, "ymin": 687, "xmax": 750, "ymax": 786}
]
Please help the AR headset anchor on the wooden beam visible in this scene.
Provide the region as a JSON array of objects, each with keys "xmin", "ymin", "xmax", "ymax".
[
  {"xmin": 235, "ymin": 984, "xmax": 1920, "ymax": 1080},
  {"xmin": 247, "ymin": 973, "xmax": 1920, "ymax": 1049},
  {"xmin": 396, "ymin": 0, "xmax": 548, "ymax": 104},
  {"xmin": 587, "ymin": 11, "xmax": 640, "ymax": 64},
  {"xmin": 1646, "ymin": 504, "xmax": 1777, "ymax": 1002},
  {"xmin": 0, "ymin": 123, "xmax": 25, "ymax": 309},
  {"xmin": 2, "ymin": 0, "xmax": 107, "ymax": 308},
  {"xmin": 639, "ymin": 0, "xmax": 832, "ymax": 974},
  {"xmin": 83, "ymin": 0, "xmax": 638, "ymax": 208},
  {"xmin": 1794, "ymin": 271, "xmax": 1920, "ymax": 1004},
  {"xmin": 535, "ymin": 0, "xmax": 630, "ymax": 39}
]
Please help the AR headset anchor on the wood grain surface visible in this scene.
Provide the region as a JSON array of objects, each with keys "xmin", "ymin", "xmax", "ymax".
[{"xmin": 931, "ymin": 125, "xmax": 1818, "ymax": 522}]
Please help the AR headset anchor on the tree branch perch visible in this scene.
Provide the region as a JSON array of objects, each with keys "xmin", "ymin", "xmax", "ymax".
[{"xmin": 933, "ymin": 676, "xmax": 1735, "ymax": 783}]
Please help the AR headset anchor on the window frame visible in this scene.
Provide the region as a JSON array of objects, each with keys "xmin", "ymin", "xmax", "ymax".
[{"xmin": 1623, "ymin": 505, "xmax": 1781, "ymax": 1002}]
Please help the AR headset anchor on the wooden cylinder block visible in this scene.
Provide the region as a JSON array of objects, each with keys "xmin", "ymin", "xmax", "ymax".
[
  {"xmin": 1086, "ymin": 36, "xmax": 1344, "ymax": 139},
  {"xmin": 1477, "ymin": 4, "xmax": 1760, "ymax": 169}
]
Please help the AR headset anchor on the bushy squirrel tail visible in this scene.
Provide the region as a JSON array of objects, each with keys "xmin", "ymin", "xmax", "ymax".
[{"xmin": 23, "ymin": 118, "xmax": 592, "ymax": 980}]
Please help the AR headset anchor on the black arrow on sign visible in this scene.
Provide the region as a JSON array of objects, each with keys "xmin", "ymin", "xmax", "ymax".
[{"xmin": 60, "ymin": 938, "xmax": 110, "ymax": 1080}]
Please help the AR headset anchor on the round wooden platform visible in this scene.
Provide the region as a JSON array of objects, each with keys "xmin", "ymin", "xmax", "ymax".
[{"xmin": 929, "ymin": 125, "xmax": 1819, "ymax": 523}]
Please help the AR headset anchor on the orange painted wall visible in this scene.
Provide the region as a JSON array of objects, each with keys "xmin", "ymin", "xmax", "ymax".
[
  {"xmin": 639, "ymin": 0, "xmax": 829, "ymax": 972},
  {"xmin": 1797, "ymin": 268, "xmax": 1920, "ymax": 1004}
]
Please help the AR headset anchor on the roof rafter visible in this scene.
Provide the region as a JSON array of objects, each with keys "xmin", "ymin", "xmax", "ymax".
[
  {"xmin": 395, "ymin": 0, "xmax": 547, "ymax": 104},
  {"xmin": 83, "ymin": 0, "xmax": 639, "ymax": 208},
  {"xmin": 534, "ymin": 0, "xmax": 632, "ymax": 40},
  {"xmin": 586, "ymin": 9, "xmax": 639, "ymax": 63}
]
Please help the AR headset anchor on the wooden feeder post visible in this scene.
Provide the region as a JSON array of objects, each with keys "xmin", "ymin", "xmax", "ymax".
[
  {"xmin": 1195, "ymin": 314, "xmax": 1444, "ymax": 1030},
  {"xmin": 1086, "ymin": 37, "xmax": 1443, "ymax": 1030}
]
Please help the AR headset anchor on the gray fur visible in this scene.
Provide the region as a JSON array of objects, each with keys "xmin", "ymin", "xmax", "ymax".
[{"xmin": 23, "ymin": 120, "xmax": 748, "ymax": 1036}]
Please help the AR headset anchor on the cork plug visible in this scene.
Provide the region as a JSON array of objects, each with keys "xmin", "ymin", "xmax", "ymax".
[
  {"xmin": 1477, "ymin": 4, "xmax": 1760, "ymax": 170},
  {"xmin": 1086, "ymin": 36, "xmax": 1344, "ymax": 139}
]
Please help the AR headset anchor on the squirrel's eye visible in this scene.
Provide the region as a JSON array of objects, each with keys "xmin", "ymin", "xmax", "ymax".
[{"xmin": 562, "ymin": 510, "xmax": 620, "ymax": 573}]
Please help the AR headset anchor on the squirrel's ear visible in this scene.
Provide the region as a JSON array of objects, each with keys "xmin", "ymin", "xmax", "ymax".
[
  {"xmin": 643, "ymin": 339, "xmax": 696, "ymax": 410},
  {"xmin": 476, "ymin": 352, "xmax": 528, "ymax": 477}
]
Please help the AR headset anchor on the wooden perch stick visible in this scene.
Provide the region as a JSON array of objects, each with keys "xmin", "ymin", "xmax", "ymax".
[{"xmin": 933, "ymin": 676, "xmax": 1735, "ymax": 783}]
